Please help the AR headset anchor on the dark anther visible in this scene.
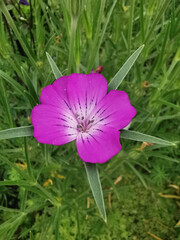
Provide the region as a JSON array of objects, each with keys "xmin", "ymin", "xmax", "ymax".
[{"xmin": 88, "ymin": 119, "xmax": 94, "ymax": 124}]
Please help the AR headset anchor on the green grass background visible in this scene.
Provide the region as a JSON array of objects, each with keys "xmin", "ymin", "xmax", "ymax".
[{"xmin": 0, "ymin": 0, "xmax": 180, "ymax": 239}]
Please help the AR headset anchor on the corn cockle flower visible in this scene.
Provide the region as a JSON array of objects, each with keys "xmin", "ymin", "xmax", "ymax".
[{"xmin": 31, "ymin": 73, "xmax": 136, "ymax": 163}]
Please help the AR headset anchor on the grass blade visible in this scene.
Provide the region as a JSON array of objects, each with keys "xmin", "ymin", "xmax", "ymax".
[
  {"xmin": 54, "ymin": 206, "xmax": 61, "ymax": 240},
  {"xmin": 127, "ymin": 0, "xmax": 135, "ymax": 54},
  {"xmin": 0, "ymin": 70, "xmax": 27, "ymax": 97},
  {"xmin": 21, "ymin": 67, "xmax": 39, "ymax": 103},
  {"xmin": 0, "ymin": 70, "xmax": 36, "ymax": 106},
  {"xmin": 1, "ymin": 155, "xmax": 28, "ymax": 179},
  {"xmin": 144, "ymin": 0, "xmax": 170, "ymax": 44},
  {"xmin": 24, "ymin": 137, "xmax": 34, "ymax": 179},
  {"xmin": 126, "ymin": 161, "xmax": 148, "ymax": 189},
  {"xmin": 0, "ymin": 80, "xmax": 14, "ymax": 127},
  {"xmin": 85, "ymin": 162, "xmax": 106, "ymax": 221},
  {"xmin": 108, "ymin": 45, "xmax": 144, "ymax": 91},
  {"xmin": 0, "ymin": 126, "xmax": 33, "ymax": 140},
  {"xmin": 46, "ymin": 52, "xmax": 63, "ymax": 79},
  {"xmin": 87, "ymin": 0, "xmax": 117, "ymax": 72},
  {"xmin": 0, "ymin": 180, "xmax": 31, "ymax": 187},
  {"xmin": 120, "ymin": 130, "xmax": 176, "ymax": 146},
  {"xmin": 0, "ymin": 1, "xmax": 37, "ymax": 68}
]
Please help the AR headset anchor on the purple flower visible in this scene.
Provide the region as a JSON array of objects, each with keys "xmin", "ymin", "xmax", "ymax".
[
  {"xmin": 31, "ymin": 73, "xmax": 136, "ymax": 164},
  {"xmin": 19, "ymin": 0, "xmax": 29, "ymax": 6}
]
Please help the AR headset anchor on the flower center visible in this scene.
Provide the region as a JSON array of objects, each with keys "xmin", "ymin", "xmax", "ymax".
[{"xmin": 76, "ymin": 119, "xmax": 94, "ymax": 133}]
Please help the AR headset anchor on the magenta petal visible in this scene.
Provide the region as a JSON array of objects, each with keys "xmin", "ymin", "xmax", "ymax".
[
  {"xmin": 66, "ymin": 73, "xmax": 107, "ymax": 120},
  {"xmin": 76, "ymin": 126, "xmax": 121, "ymax": 164},
  {"xmin": 89, "ymin": 90, "xmax": 136, "ymax": 130},
  {"xmin": 52, "ymin": 76, "xmax": 68, "ymax": 99},
  {"xmin": 40, "ymin": 76, "xmax": 68, "ymax": 106},
  {"xmin": 31, "ymin": 104, "xmax": 77, "ymax": 145},
  {"xmin": 33, "ymin": 125, "xmax": 76, "ymax": 145}
]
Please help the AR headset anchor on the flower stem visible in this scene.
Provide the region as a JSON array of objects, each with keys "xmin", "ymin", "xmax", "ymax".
[
  {"xmin": 24, "ymin": 137, "xmax": 34, "ymax": 179},
  {"xmin": 68, "ymin": 18, "xmax": 78, "ymax": 74}
]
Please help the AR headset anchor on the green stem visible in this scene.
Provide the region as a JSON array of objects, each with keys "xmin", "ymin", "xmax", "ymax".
[
  {"xmin": 144, "ymin": 0, "xmax": 170, "ymax": 44},
  {"xmin": 68, "ymin": 17, "xmax": 78, "ymax": 74},
  {"xmin": 20, "ymin": 189, "xmax": 28, "ymax": 212},
  {"xmin": 150, "ymin": 58, "xmax": 178, "ymax": 103},
  {"xmin": 54, "ymin": 206, "xmax": 61, "ymax": 240},
  {"xmin": 44, "ymin": 144, "xmax": 49, "ymax": 166},
  {"xmin": 140, "ymin": 0, "xmax": 145, "ymax": 42},
  {"xmin": 36, "ymin": 183, "xmax": 59, "ymax": 206},
  {"xmin": 87, "ymin": 0, "xmax": 106, "ymax": 73},
  {"xmin": 0, "ymin": 1, "xmax": 37, "ymax": 68},
  {"xmin": 0, "ymin": 79, "xmax": 14, "ymax": 128},
  {"xmin": 128, "ymin": 0, "xmax": 135, "ymax": 55},
  {"xmin": 24, "ymin": 137, "xmax": 34, "ymax": 179}
]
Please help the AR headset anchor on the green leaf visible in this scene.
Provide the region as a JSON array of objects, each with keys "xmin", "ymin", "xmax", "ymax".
[
  {"xmin": 0, "ymin": 70, "xmax": 27, "ymax": 97},
  {"xmin": 0, "ymin": 180, "xmax": 31, "ymax": 187},
  {"xmin": 0, "ymin": 79, "xmax": 14, "ymax": 128},
  {"xmin": 144, "ymin": 0, "xmax": 170, "ymax": 44},
  {"xmin": 85, "ymin": 162, "xmax": 106, "ymax": 221},
  {"xmin": 108, "ymin": 45, "xmax": 144, "ymax": 91},
  {"xmin": 0, "ymin": 206, "xmax": 20, "ymax": 213},
  {"xmin": 21, "ymin": 67, "xmax": 39, "ymax": 104},
  {"xmin": 0, "ymin": 126, "xmax": 175, "ymax": 147},
  {"xmin": 0, "ymin": 126, "xmax": 33, "ymax": 140},
  {"xmin": 54, "ymin": 206, "xmax": 61, "ymax": 240},
  {"xmin": 0, "ymin": 213, "xmax": 25, "ymax": 240},
  {"xmin": 120, "ymin": 130, "xmax": 176, "ymax": 146},
  {"xmin": 46, "ymin": 52, "xmax": 63, "ymax": 79},
  {"xmin": 0, "ymin": 1, "xmax": 37, "ymax": 68},
  {"xmin": 87, "ymin": 0, "xmax": 117, "ymax": 72},
  {"xmin": 0, "ymin": 70, "xmax": 36, "ymax": 106},
  {"xmin": 1, "ymin": 155, "xmax": 28, "ymax": 179},
  {"xmin": 126, "ymin": 161, "xmax": 148, "ymax": 188},
  {"xmin": 6, "ymin": 215, "xmax": 25, "ymax": 240},
  {"xmin": 24, "ymin": 137, "xmax": 34, "ymax": 179}
]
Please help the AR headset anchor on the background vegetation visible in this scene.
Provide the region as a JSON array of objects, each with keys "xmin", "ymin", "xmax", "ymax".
[{"xmin": 0, "ymin": 0, "xmax": 180, "ymax": 239}]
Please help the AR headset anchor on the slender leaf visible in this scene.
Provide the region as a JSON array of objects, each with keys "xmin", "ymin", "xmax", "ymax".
[
  {"xmin": 0, "ymin": 126, "xmax": 33, "ymax": 140},
  {"xmin": 0, "ymin": 1, "xmax": 37, "ymax": 68},
  {"xmin": 54, "ymin": 206, "xmax": 61, "ymax": 240},
  {"xmin": 0, "ymin": 70, "xmax": 36, "ymax": 106},
  {"xmin": 46, "ymin": 52, "xmax": 63, "ymax": 79},
  {"xmin": 20, "ymin": 189, "xmax": 28, "ymax": 212},
  {"xmin": 44, "ymin": 33, "xmax": 56, "ymax": 53},
  {"xmin": 85, "ymin": 163, "xmax": 106, "ymax": 221},
  {"xmin": 0, "ymin": 180, "xmax": 31, "ymax": 187},
  {"xmin": 24, "ymin": 137, "xmax": 34, "ymax": 179},
  {"xmin": 127, "ymin": 0, "xmax": 135, "ymax": 54},
  {"xmin": 21, "ymin": 67, "xmax": 39, "ymax": 103},
  {"xmin": 144, "ymin": 0, "xmax": 170, "ymax": 44},
  {"xmin": 0, "ymin": 125, "xmax": 174, "ymax": 148},
  {"xmin": 68, "ymin": 17, "xmax": 78, "ymax": 74},
  {"xmin": 0, "ymin": 214, "xmax": 25, "ymax": 239},
  {"xmin": 0, "ymin": 70, "xmax": 27, "ymax": 97},
  {"xmin": 0, "ymin": 79, "xmax": 14, "ymax": 127},
  {"xmin": 0, "ymin": 180, "xmax": 58, "ymax": 205},
  {"xmin": 156, "ymin": 98, "xmax": 180, "ymax": 110},
  {"xmin": 108, "ymin": 45, "xmax": 144, "ymax": 91},
  {"xmin": 120, "ymin": 130, "xmax": 175, "ymax": 146},
  {"xmin": 6, "ymin": 214, "xmax": 25, "ymax": 240},
  {"xmin": 0, "ymin": 206, "xmax": 20, "ymax": 213},
  {"xmin": 1, "ymin": 155, "xmax": 28, "ymax": 179},
  {"xmin": 87, "ymin": 0, "xmax": 116, "ymax": 72},
  {"xmin": 126, "ymin": 162, "xmax": 148, "ymax": 188}
]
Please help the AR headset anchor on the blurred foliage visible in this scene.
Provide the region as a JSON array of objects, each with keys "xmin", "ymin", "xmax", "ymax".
[{"xmin": 0, "ymin": 0, "xmax": 180, "ymax": 239}]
